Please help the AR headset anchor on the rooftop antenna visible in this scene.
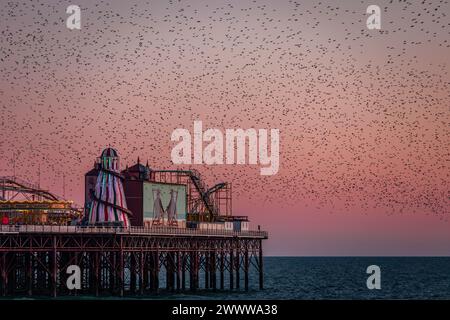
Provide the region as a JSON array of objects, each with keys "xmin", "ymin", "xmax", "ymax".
[
  {"xmin": 63, "ymin": 173, "xmax": 66, "ymax": 199},
  {"xmin": 12, "ymin": 153, "xmax": 15, "ymax": 179}
]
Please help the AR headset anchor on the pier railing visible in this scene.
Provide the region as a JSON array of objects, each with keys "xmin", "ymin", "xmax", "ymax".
[{"xmin": 0, "ymin": 224, "xmax": 268, "ymax": 239}]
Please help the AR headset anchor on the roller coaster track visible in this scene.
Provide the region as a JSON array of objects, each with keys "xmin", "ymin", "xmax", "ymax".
[
  {"xmin": 0, "ymin": 176, "xmax": 61, "ymax": 201},
  {"xmin": 152, "ymin": 170, "xmax": 227, "ymax": 219}
]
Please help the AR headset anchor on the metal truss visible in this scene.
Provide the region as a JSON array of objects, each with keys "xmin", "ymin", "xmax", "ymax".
[{"xmin": 0, "ymin": 232, "xmax": 264, "ymax": 297}]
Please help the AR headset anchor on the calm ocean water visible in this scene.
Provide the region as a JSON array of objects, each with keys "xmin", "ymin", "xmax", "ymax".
[
  {"xmin": 161, "ymin": 257, "xmax": 450, "ymax": 300},
  {"xmin": 8, "ymin": 257, "xmax": 450, "ymax": 300}
]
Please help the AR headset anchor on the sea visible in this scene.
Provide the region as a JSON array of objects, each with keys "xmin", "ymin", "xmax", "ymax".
[
  {"xmin": 6, "ymin": 257, "xmax": 450, "ymax": 300},
  {"xmin": 165, "ymin": 257, "xmax": 450, "ymax": 300}
]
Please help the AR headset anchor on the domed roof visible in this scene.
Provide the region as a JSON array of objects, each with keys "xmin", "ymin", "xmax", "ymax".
[{"xmin": 101, "ymin": 147, "xmax": 119, "ymax": 158}]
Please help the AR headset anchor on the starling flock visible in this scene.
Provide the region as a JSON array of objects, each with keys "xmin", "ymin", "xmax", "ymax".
[{"xmin": 0, "ymin": 0, "xmax": 448, "ymax": 222}]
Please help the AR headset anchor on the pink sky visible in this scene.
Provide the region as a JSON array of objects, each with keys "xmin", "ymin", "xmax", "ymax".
[{"xmin": 0, "ymin": 0, "xmax": 449, "ymax": 255}]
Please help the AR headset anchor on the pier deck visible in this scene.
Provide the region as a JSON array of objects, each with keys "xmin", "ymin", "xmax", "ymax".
[{"xmin": 0, "ymin": 225, "xmax": 267, "ymax": 297}]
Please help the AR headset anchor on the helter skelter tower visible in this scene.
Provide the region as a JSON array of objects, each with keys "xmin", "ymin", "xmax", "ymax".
[{"xmin": 88, "ymin": 148, "xmax": 131, "ymax": 227}]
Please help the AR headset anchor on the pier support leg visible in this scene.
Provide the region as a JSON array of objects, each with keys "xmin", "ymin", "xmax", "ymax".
[
  {"xmin": 244, "ymin": 248, "xmax": 249, "ymax": 292},
  {"xmin": 189, "ymin": 251, "xmax": 198, "ymax": 291},
  {"xmin": 108, "ymin": 252, "xmax": 114, "ymax": 294},
  {"xmin": 176, "ymin": 252, "xmax": 181, "ymax": 292},
  {"xmin": 27, "ymin": 252, "xmax": 33, "ymax": 296},
  {"xmin": 1, "ymin": 253, "xmax": 6, "ymax": 296},
  {"xmin": 112, "ymin": 252, "xmax": 116, "ymax": 294},
  {"xmin": 259, "ymin": 240, "xmax": 264, "ymax": 290},
  {"xmin": 74, "ymin": 252, "xmax": 79, "ymax": 296},
  {"xmin": 189, "ymin": 252, "xmax": 194, "ymax": 291},
  {"xmin": 181, "ymin": 254, "xmax": 186, "ymax": 291},
  {"xmin": 195, "ymin": 251, "xmax": 200, "ymax": 291},
  {"xmin": 119, "ymin": 247, "xmax": 124, "ymax": 297},
  {"xmin": 166, "ymin": 252, "xmax": 175, "ymax": 292},
  {"xmin": 131, "ymin": 253, "xmax": 137, "ymax": 294},
  {"xmin": 154, "ymin": 251, "xmax": 159, "ymax": 293},
  {"xmin": 96, "ymin": 251, "xmax": 101, "ymax": 296},
  {"xmin": 52, "ymin": 237, "xmax": 57, "ymax": 298},
  {"xmin": 210, "ymin": 251, "xmax": 216, "ymax": 291},
  {"xmin": 229, "ymin": 250, "xmax": 234, "ymax": 290},
  {"xmin": 90, "ymin": 253, "xmax": 94, "ymax": 295},
  {"xmin": 204, "ymin": 252, "xmax": 209, "ymax": 289},
  {"xmin": 139, "ymin": 251, "xmax": 144, "ymax": 295},
  {"xmin": 235, "ymin": 248, "xmax": 240, "ymax": 290},
  {"xmin": 143, "ymin": 253, "xmax": 149, "ymax": 293},
  {"xmin": 220, "ymin": 252, "xmax": 224, "ymax": 290},
  {"xmin": 149, "ymin": 253, "xmax": 154, "ymax": 291},
  {"xmin": 9, "ymin": 253, "xmax": 16, "ymax": 295}
]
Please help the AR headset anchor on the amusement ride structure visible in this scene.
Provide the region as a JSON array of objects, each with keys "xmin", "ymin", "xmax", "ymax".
[
  {"xmin": 87, "ymin": 148, "xmax": 131, "ymax": 227},
  {"xmin": 0, "ymin": 176, "xmax": 80, "ymax": 225},
  {"xmin": 0, "ymin": 148, "xmax": 267, "ymax": 297}
]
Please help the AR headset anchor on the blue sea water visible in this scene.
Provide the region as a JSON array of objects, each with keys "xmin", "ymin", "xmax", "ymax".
[
  {"xmin": 162, "ymin": 257, "xmax": 450, "ymax": 300},
  {"xmin": 6, "ymin": 257, "xmax": 450, "ymax": 300}
]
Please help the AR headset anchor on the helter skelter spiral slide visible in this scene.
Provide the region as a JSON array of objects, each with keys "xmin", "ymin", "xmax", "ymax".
[{"xmin": 88, "ymin": 148, "xmax": 132, "ymax": 227}]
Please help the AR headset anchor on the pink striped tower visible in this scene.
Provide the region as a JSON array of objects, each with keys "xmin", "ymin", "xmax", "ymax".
[{"xmin": 88, "ymin": 148, "xmax": 131, "ymax": 227}]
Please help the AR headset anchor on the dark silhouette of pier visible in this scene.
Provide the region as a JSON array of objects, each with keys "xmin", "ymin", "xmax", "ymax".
[{"xmin": 0, "ymin": 225, "xmax": 267, "ymax": 297}]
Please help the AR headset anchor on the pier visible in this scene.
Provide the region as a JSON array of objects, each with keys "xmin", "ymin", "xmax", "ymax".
[
  {"xmin": 0, "ymin": 225, "xmax": 267, "ymax": 297},
  {"xmin": 0, "ymin": 149, "xmax": 268, "ymax": 297}
]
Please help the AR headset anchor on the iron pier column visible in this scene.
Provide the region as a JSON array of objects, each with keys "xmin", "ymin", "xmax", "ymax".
[{"xmin": 259, "ymin": 239, "xmax": 264, "ymax": 290}]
